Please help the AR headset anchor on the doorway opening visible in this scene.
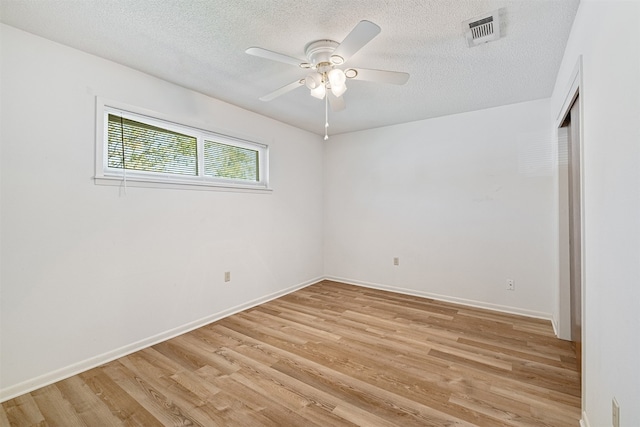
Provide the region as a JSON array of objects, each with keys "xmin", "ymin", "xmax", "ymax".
[
  {"xmin": 560, "ymin": 95, "xmax": 582, "ymax": 375},
  {"xmin": 556, "ymin": 57, "xmax": 584, "ymax": 412}
]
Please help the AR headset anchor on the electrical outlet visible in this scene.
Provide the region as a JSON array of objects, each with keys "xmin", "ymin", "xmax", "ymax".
[
  {"xmin": 393, "ymin": 257, "xmax": 399, "ymax": 266},
  {"xmin": 612, "ymin": 398, "xmax": 620, "ymax": 427},
  {"xmin": 224, "ymin": 272, "xmax": 231, "ymax": 282},
  {"xmin": 506, "ymin": 279, "xmax": 515, "ymax": 290}
]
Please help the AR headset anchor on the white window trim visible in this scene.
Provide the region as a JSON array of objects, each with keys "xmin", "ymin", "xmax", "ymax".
[{"xmin": 95, "ymin": 98, "xmax": 271, "ymax": 192}]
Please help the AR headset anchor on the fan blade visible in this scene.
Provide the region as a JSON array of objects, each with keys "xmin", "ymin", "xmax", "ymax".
[
  {"xmin": 259, "ymin": 80, "xmax": 304, "ymax": 101},
  {"xmin": 332, "ymin": 20, "xmax": 381, "ymax": 63},
  {"xmin": 348, "ymin": 68, "xmax": 409, "ymax": 85},
  {"xmin": 328, "ymin": 92, "xmax": 346, "ymax": 112},
  {"xmin": 246, "ymin": 47, "xmax": 304, "ymax": 67}
]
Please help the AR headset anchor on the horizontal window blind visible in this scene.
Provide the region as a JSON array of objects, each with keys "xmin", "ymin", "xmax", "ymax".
[
  {"xmin": 204, "ymin": 140, "xmax": 259, "ymax": 182},
  {"xmin": 98, "ymin": 103, "xmax": 269, "ymax": 190},
  {"xmin": 107, "ymin": 114, "xmax": 197, "ymax": 176}
]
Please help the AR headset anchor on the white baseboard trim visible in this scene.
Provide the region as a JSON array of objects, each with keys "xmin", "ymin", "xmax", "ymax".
[
  {"xmin": 325, "ymin": 276, "xmax": 553, "ymax": 321},
  {"xmin": 0, "ymin": 276, "xmax": 323, "ymax": 403},
  {"xmin": 551, "ymin": 314, "xmax": 560, "ymax": 337}
]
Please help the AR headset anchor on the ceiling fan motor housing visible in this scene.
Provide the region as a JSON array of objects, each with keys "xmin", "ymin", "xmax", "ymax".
[{"xmin": 304, "ymin": 40, "xmax": 340, "ymax": 68}]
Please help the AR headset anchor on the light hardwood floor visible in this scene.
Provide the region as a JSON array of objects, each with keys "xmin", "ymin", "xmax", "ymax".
[{"xmin": 1, "ymin": 281, "xmax": 581, "ymax": 426}]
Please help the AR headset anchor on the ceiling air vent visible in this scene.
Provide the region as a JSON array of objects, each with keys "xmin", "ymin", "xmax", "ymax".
[{"xmin": 462, "ymin": 10, "xmax": 501, "ymax": 47}]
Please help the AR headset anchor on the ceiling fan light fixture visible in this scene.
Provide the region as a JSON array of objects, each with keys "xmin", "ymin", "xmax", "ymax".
[
  {"xmin": 328, "ymin": 68, "xmax": 347, "ymax": 97},
  {"xmin": 328, "ymin": 68, "xmax": 346, "ymax": 85},
  {"xmin": 330, "ymin": 83, "xmax": 347, "ymax": 97},
  {"xmin": 310, "ymin": 84, "xmax": 326, "ymax": 99},
  {"xmin": 305, "ymin": 73, "xmax": 323, "ymax": 90}
]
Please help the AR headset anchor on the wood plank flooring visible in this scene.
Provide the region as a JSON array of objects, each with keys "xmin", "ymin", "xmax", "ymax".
[{"xmin": 1, "ymin": 281, "xmax": 581, "ymax": 426}]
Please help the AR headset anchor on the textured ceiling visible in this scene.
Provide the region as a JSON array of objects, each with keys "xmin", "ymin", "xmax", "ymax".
[{"xmin": 0, "ymin": 0, "xmax": 579, "ymax": 136}]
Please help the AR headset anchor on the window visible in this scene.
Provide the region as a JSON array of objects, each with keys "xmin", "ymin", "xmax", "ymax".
[{"xmin": 95, "ymin": 102, "xmax": 269, "ymax": 191}]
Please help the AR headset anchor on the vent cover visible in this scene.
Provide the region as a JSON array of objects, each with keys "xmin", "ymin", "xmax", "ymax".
[{"xmin": 462, "ymin": 10, "xmax": 501, "ymax": 47}]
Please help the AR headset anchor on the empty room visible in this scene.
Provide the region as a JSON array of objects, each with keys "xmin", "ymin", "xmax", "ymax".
[{"xmin": 1, "ymin": 0, "xmax": 638, "ymax": 426}]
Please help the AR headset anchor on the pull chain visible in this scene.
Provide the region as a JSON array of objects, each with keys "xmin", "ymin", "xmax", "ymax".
[{"xmin": 324, "ymin": 93, "xmax": 329, "ymax": 141}]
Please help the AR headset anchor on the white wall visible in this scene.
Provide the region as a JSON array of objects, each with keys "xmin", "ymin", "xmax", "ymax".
[
  {"xmin": 324, "ymin": 99, "xmax": 556, "ymax": 318},
  {"xmin": 4, "ymin": 3, "xmax": 639, "ymax": 423},
  {"xmin": 0, "ymin": 25, "xmax": 324, "ymax": 399},
  {"xmin": 550, "ymin": 1, "xmax": 640, "ymax": 426}
]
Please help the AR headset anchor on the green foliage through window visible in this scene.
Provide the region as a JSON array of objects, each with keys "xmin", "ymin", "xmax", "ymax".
[
  {"xmin": 204, "ymin": 140, "xmax": 258, "ymax": 181},
  {"xmin": 104, "ymin": 110, "xmax": 265, "ymax": 187},
  {"xmin": 108, "ymin": 115, "xmax": 197, "ymax": 175}
]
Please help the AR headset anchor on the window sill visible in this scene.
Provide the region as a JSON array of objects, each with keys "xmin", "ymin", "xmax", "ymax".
[{"xmin": 94, "ymin": 175, "xmax": 272, "ymax": 193}]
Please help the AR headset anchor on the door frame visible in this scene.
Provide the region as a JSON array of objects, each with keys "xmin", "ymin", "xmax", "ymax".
[{"xmin": 555, "ymin": 55, "xmax": 585, "ymax": 412}]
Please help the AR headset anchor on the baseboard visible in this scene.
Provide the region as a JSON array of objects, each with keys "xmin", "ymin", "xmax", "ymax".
[
  {"xmin": 0, "ymin": 276, "xmax": 323, "ymax": 403},
  {"xmin": 551, "ymin": 314, "xmax": 560, "ymax": 337},
  {"xmin": 580, "ymin": 410, "xmax": 591, "ymax": 427},
  {"xmin": 325, "ymin": 276, "xmax": 553, "ymax": 321}
]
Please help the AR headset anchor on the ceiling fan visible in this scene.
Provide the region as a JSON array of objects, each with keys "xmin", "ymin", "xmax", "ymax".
[{"xmin": 246, "ymin": 20, "xmax": 409, "ymax": 139}]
